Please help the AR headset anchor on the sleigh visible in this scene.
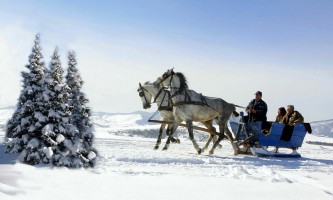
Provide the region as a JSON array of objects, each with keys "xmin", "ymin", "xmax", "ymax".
[
  {"xmin": 148, "ymin": 111, "xmax": 311, "ymax": 157},
  {"xmin": 230, "ymin": 113, "xmax": 311, "ymax": 157}
]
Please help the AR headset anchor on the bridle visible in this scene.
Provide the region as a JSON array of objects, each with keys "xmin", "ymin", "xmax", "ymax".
[
  {"xmin": 154, "ymin": 71, "xmax": 182, "ymax": 98},
  {"xmin": 138, "ymin": 83, "xmax": 152, "ymax": 108},
  {"xmin": 154, "ymin": 71, "xmax": 175, "ymax": 88},
  {"xmin": 139, "ymin": 83, "xmax": 173, "ymax": 111}
]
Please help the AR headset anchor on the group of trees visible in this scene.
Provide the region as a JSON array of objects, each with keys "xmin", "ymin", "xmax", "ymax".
[{"xmin": 5, "ymin": 34, "xmax": 97, "ymax": 168}]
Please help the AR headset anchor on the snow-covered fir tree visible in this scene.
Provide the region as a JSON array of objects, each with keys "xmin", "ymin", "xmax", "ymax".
[
  {"xmin": 5, "ymin": 34, "xmax": 50, "ymax": 164},
  {"xmin": 42, "ymin": 48, "xmax": 72, "ymax": 166},
  {"xmin": 65, "ymin": 51, "xmax": 97, "ymax": 167},
  {"xmin": 6, "ymin": 36, "xmax": 97, "ymax": 168}
]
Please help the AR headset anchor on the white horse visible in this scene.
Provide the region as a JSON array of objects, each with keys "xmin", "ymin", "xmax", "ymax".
[
  {"xmin": 153, "ymin": 68, "xmax": 239, "ymax": 155},
  {"xmin": 137, "ymin": 82, "xmax": 217, "ymax": 150}
]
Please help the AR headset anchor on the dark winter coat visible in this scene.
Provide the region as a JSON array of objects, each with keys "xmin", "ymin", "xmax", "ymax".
[
  {"xmin": 245, "ymin": 99, "xmax": 268, "ymax": 122},
  {"xmin": 282, "ymin": 111, "xmax": 304, "ymax": 125}
]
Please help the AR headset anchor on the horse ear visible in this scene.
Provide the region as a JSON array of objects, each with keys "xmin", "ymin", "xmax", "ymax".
[
  {"xmin": 139, "ymin": 83, "xmax": 142, "ymax": 87},
  {"xmin": 171, "ymin": 67, "xmax": 174, "ymax": 71}
]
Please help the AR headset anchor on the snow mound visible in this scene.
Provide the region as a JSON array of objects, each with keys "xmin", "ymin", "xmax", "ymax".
[{"xmin": 311, "ymin": 119, "xmax": 333, "ymax": 138}]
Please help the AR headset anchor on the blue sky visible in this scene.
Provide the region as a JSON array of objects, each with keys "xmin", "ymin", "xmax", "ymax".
[{"xmin": 0, "ymin": 0, "xmax": 333, "ymax": 121}]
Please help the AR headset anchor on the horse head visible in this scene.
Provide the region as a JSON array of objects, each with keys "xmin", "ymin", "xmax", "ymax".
[
  {"xmin": 137, "ymin": 82, "xmax": 153, "ymax": 109},
  {"xmin": 153, "ymin": 68, "xmax": 175, "ymax": 88},
  {"xmin": 153, "ymin": 68, "xmax": 188, "ymax": 96}
]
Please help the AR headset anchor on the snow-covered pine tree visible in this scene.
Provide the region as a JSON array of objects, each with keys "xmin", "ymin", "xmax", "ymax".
[
  {"xmin": 42, "ymin": 48, "xmax": 72, "ymax": 166},
  {"xmin": 5, "ymin": 34, "xmax": 50, "ymax": 164},
  {"xmin": 65, "ymin": 51, "xmax": 97, "ymax": 167}
]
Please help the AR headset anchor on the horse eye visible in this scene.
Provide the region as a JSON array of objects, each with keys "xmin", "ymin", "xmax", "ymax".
[
  {"xmin": 139, "ymin": 92, "xmax": 144, "ymax": 97},
  {"xmin": 163, "ymin": 74, "xmax": 168, "ymax": 78}
]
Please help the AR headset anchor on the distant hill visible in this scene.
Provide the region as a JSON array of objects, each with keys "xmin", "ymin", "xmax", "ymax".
[{"xmin": 0, "ymin": 107, "xmax": 332, "ymax": 138}]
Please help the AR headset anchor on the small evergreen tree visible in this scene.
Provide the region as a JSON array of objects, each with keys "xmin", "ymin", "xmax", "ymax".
[
  {"xmin": 41, "ymin": 48, "xmax": 72, "ymax": 166},
  {"xmin": 66, "ymin": 51, "xmax": 96, "ymax": 167},
  {"xmin": 5, "ymin": 34, "xmax": 50, "ymax": 164}
]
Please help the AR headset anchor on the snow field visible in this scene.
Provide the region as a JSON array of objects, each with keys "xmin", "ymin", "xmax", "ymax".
[{"xmin": 1, "ymin": 108, "xmax": 333, "ymax": 200}]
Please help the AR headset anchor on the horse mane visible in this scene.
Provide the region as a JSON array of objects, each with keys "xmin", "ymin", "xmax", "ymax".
[{"xmin": 175, "ymin": 72, "xmax": 188, "ymax": 93}]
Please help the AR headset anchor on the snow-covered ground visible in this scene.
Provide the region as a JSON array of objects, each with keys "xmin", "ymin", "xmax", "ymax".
[{"xmin": 1, "ymin": 107, "xmax": 333, "ymax": 200}]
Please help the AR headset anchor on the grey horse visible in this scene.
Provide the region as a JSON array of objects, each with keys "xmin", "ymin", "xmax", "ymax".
[
  {"xmin": 137, "ymin": 82, "xmax": 218, "ymax": 150},
  {"xmin": 153, "ymin": 68, "xmax": 239, "ymax": 155}
]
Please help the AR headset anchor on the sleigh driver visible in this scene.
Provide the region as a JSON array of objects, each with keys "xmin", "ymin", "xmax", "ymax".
[{"xmin": 244, "ymin": 91, "xmax": 268, "ymax": 124}]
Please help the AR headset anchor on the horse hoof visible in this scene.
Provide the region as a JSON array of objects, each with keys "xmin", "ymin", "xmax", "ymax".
[
  {"xmin": 234, "ymin": 149, "xmax": 240, "ymax": 156},
  {"xmin": 154, "ymin": 146, "xmax": 159, "ymax": 150},
  {"xmin": 162, "ymin": 147, "xmax": 168, "ymax": 151},
  {"xmin": 197, "ymin": 148, "xmax": 202, "ymax": 155},
  {"xmin": 176, "ymin": 139, "xmax": 180, "ymax": 144},
  {"xmin": 209, "ymin": 150, "xmax": 214, "ymax": 155}
]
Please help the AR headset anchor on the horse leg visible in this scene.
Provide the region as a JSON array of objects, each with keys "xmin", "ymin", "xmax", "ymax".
[
  {"xmin": 209, "ymin": 118, "xmax": 227, "ymax": 155},
  {"xmin": 186, "ymin": 119, "xmax": 201, "ymax": 154},
  {"xmin": 162, "ymin": 121, "xmax": 179, "ymax": 150},
  {"xmin": 202, "ymin": 133, "xmax": 214, "ymax": 153},
  {"xmin": 209, "ymin": 125, "xmax": 225, "ymax": 155},
  {"xmin": 212, "ymin": 120, "xmax": 222, "ymax": 148},
  {"xmin": 167, "ymin": 125, "xmax": 180, "ymax": 144},
  {"xmin": 154, "ymin": 123, "xmax": 166, "ymax": 150},
  {"xmin": 224, "ymin": 123, "xmax": 240, "ymax": 155},
  {"xmin": 202, "ymin": 120, "xmax": 215, "ymax": 153},
  {"xmin": 213, "ymin": 135, "xmax": 222, "ymax": 148}
]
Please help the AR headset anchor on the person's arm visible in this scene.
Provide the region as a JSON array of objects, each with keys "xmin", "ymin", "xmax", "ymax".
[
  {"xmin": 293, "ymin": 112, "xmax": 304, "ymax": 123},
  {"xmin": 246, "ymin": 100, "xmax": 254, "ymax": 114}
]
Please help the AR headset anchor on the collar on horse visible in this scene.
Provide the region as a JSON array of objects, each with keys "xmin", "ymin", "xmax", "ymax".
[{"xmin": 154, "ymin": 88, "xmax": 173, "ymax": 111}]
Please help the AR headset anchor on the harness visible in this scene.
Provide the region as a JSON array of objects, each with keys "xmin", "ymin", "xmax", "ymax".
[
  {"xmin": 157, "ymin": 72, "xmax": 220, "ymax": 112},
  {"xmin": 154, "ymin": 88, "xmax": 173, "ymax": 111},
  {"xmin": 155, "ymin": 71, "xmax": 246, "ymax": 113},
  {"xmin": 172, "ymin": 92, "xmax": 209, "ymax": 107}
]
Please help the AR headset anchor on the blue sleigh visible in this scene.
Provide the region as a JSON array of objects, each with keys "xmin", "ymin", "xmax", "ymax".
[{"xmin": 230, "ymin": 113, "xmax": 311, "ymax": 157}]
